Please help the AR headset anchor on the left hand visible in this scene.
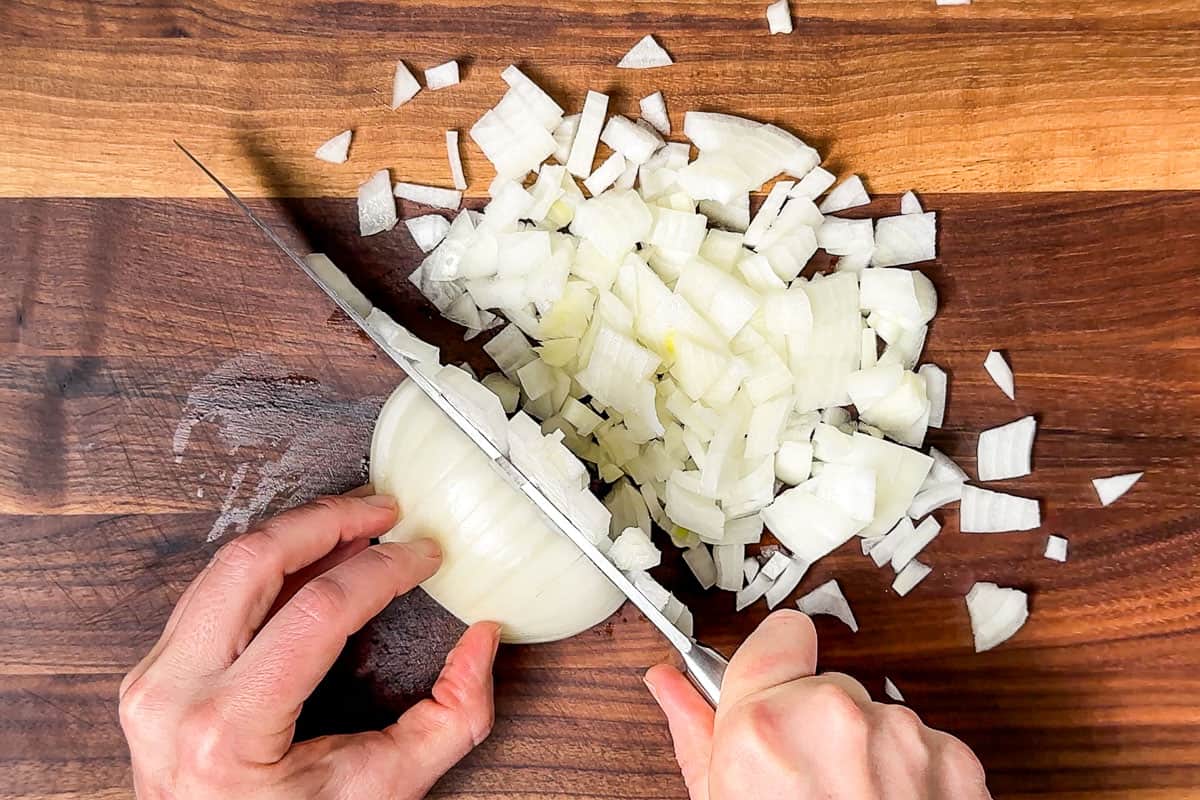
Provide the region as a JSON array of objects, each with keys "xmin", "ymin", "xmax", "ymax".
[{"xmin": 118, "ymin": 487, "xmax": 500, "ymax": 799}]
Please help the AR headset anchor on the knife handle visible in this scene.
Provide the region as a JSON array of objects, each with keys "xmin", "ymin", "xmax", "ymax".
[{"xmin": 681, "ymin": 640, "xmax": 729, "ymax": 707}]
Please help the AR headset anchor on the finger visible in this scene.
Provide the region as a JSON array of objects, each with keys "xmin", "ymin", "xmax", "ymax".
[
  {"xmin": 718, "ymin": 610, "xmax": 818, "ymax": 720},
  {"xmin": 285, "ymin": 622, "xmax": 501, "ymax": 800},
  {"xmin": 806, "ymin": 672, "xmax": 872, "ymax": 705},
  {"xmin": 220, "ymin": 539, "xmax": 441, "ymax": 755},
  {"xmin": 268, "ymin": 538, "xmax": 371, "ymax": 619},
  {"xmin": 161, "ymin": 493, "xmax": 400, "ymax": 676},
  {"xmin": 645, "ymin": 663, "xmax": 714, "ymax": 800}
]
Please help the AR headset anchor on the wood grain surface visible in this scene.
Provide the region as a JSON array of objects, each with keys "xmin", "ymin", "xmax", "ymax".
[{"xmin": 3, "ymin": 1, "xmax": 1200, "ymax": 798}]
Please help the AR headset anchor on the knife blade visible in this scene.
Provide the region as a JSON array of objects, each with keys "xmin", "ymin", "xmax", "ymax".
[{"xmin": 176, "ymin": 142, "xmax": 727, "ymax": 706}]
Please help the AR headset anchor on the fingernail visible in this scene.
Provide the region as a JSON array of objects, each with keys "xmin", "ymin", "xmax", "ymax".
[
  {"xmin": 408, "ymin": 537, "xmax": 441, "ymax": 559},
  {"xmin": 643, "ymin": 676, "xmax": 661, "ymax": 704},
  {"xmin": 361, "ymin": 494, "xmax": 397, "ymax": 510}
]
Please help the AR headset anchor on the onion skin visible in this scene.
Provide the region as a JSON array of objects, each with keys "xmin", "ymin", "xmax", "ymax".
[{"xmin": 370, "ymin": 381, "xmax": 626, "ymax": 644}]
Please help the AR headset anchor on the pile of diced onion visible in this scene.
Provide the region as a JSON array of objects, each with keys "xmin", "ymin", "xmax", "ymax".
[{"xmin": 343, "ymin": 63, "xmax": 1138, "ymax": 654}]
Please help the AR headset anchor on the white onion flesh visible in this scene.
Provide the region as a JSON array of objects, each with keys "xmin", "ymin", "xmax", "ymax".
[
  {"xmin": 640, "ymin": 91, "xmax": 671, "ymax": 134},
  {"xmin": 357, "ymin": 169, "xmax": 397, "ymax": 236},
  {"xmin": 900, "ymin": 191, "xmax": 923, "ymax": 215},
  {"xmin": 884, "ymin": 677, "xmax": 905, "ymax": 702},
  {"xmin": 683, "ymin": 544, "xmax": 718, "ymax": 589},
  {"xmin": 966, "ymin": 582, "xmax": 1028, "ymax": 651},
  {"xmin": 796, "ymin": 579, "xmax": 858, "ymax": 632},
  {"xmin": 744, "ymin": 180, "xmax": 795, "ymax": 248},
  {"xmin": 871, "ymin": 213, "xmax": 937, "ymax": 267},
  {"xmin": 567, "ymin": 90, "xmax": 609, "ymax": 178},
  {"xmin": 405, "ymin": 214, "xmax": 451, "ymax": 253},
  {"xmin": 584, "ymin": 152, "xmax": 627, "ymax": 196},
  {"xmin": 315, "ymin": 130, "xmax": 353, "ymax": 164},
  {"xmin": 892, "ymin": 559, "xmax": 931, "ymax": 597},
  {"xmin": 891, "ymin": 515, "xmax": 940, "ymax": 572},
  {"xmin": 1092, "ymin": 472, "xmax": 1143, "ymax": 506},
  {"xmin": 924, "ymin": 447, "xmax": 968, "ymax": 487},
  {"xmin": 714, "ymin": 543, "xmax": 745, "ymax": 591},
  {"xmin": 394, "ymin": 181, "xmax": 462, "ymax": 210},
  {"xmin": 960, "ymin": 485, "xmax": 1040, "ymax": 532},
  {"xmin": 618, "ymin": 35, "xmax": 674, "ymax": 69},
  {"xmin": 601, "ymin": 115, "xmax": 661, "ymax": 165},
  {"xmin": 424, "ymin": 61, "xmax": 460, "ymax": 90},
  {"xmin": 918, "ymin": 363, "xmax": 947, "ymax": 427},
  {"xmin": 766, "ymin": 0, "xmax": 794, "ymax": 34},
  {"xmin": 1044, "ymin": 534, "xmax": 1068, "ymax": 562},
  {"xmin": 984, "ymin": 350, "xmax": 1015, "ymax": 400},
  {"xmin": 907, "ymin": 480, "xmax": 962, "ymax": 519},
  {"xmin": 764, "ymin": 556, "xmax": 808, "ymax": 608},
  {"xmin": 977, "ymin": 415, "xmax": 1036, "ymax": 481},
  {"xmin": 790, "ymin": 166, "xmax": 836, "ymax": 200},
  {"xmin": 445, "ymin": 130, "xmax": 467, "ymax": 191},
  {"xmin": 391, "ymin": 61, "xmax": 421, "ymax": 108},
  {"xmin": 609, "ymin": 527, "xmax": 662, "ymax": 570},
  {"xmin": 819, "ymin": 175, "xmax": 869, "ymax": 213}
]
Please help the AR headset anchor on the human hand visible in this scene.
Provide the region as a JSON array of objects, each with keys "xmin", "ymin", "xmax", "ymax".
[
  {"xmin": 119, "ymin": 487, "xmax": 499, "ymax": 799},
  {"xmin": 644, "ymin": 610, "xmax": 990, "ymax": 800}
]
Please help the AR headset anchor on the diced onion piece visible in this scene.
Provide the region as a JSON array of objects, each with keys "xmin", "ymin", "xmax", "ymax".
[
  {"xmin": 570, "ymin": 189, "xmax": 653, "ymax": 261},
  {"xmin": 391, "ymin": 61, "xmax": 421, "ymax": 108},
  {"xmin": 764, "ymin": 556, "xmax": 809, "ymax": 608},
  {"xmin": 500, "ymin": 64, "xmax": 564, "ymax": 129},
  {"xmin": 567, "ymin": 90, "xmax": 610, "ymax": 177},
  {"xmin": 900, "ymin": 191, "xmax": 923, "ymax": 215},
  {"xmin": 860, "ymin": 535, "xmax": 883, "ymax": 555},
  {"xmin": 884, "ymin": 677, "xmax": 905, "ymax": 702},
  {"xmin": 789, "ymin": 165, "xmax": 836, "ymax": 199},
  {"xmin": 648, "ymin": 207, "xmax": 708, "ymax": 254},
  {"xmin": 918, "ymin": 363, "xmax": 947, "ymax": 427},
  {"xmin": 977, "ymin": 415, "xmax": 1036, "ymax": 481},
  {"xmin": 445, "ymin": 130, "xmax": 467, "ymax": 191},
  {"xmin": 394, "ymin": 181, "xmax": 462, "ymax": 210},
  {"xmin": 640, "ymin": 91, "xmax": 671, "ymax": 135},
  {"xmin": 797, "ymin": 579, "xmax": 858, "ymax": 632},
  {"xmin": 984, "ymin": 350, "xmax": 1015, "ymax": 400},
  {"xmin": 315, "ymin": 130, "xmax": 352, "ymax": 164},
  {"xmin": 924, "ymin": 447, "xmax": 968, "ymax": 488},
  {"xmin": 960, "ymin": 485, "xmax": 1040, "ymax": 532},
  {"xmin": 766, "ymin": 0, "xmax": 793, "ymax": 33},
  {"xmin": 714, "ymin": 543, "xmax": 745, "ymax": 591},
  {"xmin": 404, "ymin": 214, "xmax": 451, "ymax": 253},
  {"xmin": 966, "ymin": 582, "xmax": 1028, "ymax": 652},
  {"xmin": 424, "ymin": 60, "xmax": 460, "ymax": 90},
  {"xmin": 481, "ymin": 372, "xmax": 520, "ymax": 414},
  {"xmin": 629, "ymin": 569, "xmax": 671, "ymax": 610},
  {"xmin": 871, "ymin": 212, "xmax": 937, "ymax": 267},
  {"xmin": 698, "ymin": 195, "xmax": 751, "ymax": 232},
  {"xmin": 618, "ymin": 34, "xmax": 674, "ymax": 69},
  {"xmin": 584, "ymin": 152, "xmax": 627, "ymax": 196},
  {"xmin": 907, "ymin": 481, "xmax": 962, "ymax": 519},
  {"xmin": 817, "ymin": 216, "xmax": 874, "ymax": 258},
  {"xmin": 683, "ymin": 544, "xmax": 718, "ymax": 589},
  {"xmin": 818, "ymin": 174, "xmax": 869, "ymax": 213},
  {"xmin": 892, "ymin": 559, "xmax": 931, "ymax": 597},
  {"xmin": 743, "ymin": 557, "xmax": 761, "ymax": 583},
  {"xmin": 1044, "ymin": 534, "xmax": 1069, "ymax": 562},
  {"xmin": 363, "ymin": 306, "xmax": 438, "ymax": 363},
  {"xmin": 827, "ymin": 435, "xmax": 932, "ymax": 536},
  {"xmin": 676, "ymin": 258, "xmax": 759, "ymax": 338},
  {"xmin": 609, "ymin": 527, "xmax": 662, "ymax": 570},
  {"xmin": 601, "ymin": 115, "xmax": 661, "ymax": 165},
  {"xmin": 483, "ymin": 323, "xmax": 537, "ymax": 378},
  {"xmin": 616, "ymin": 160, "xmax": 639, "ymax": 190},
  {"xmin": 763, "ymin": 484, "xmax": 862, "ymax": 563},
  {"xmin": 744, "ymin": 180, "xmax": 795, "ymax": 248},
  {"xmin": 735, "ymin": 571, "xmax": 774, "ymax": 610},
  {"xmin": 1092, "ymin": 472, "xmax": 1143, "ymax": 506},
  {"xmin": 552, "ymin": 114, "xmax": 581, "ymax": 165},
  {"xmin": 357, "ymin": 169, "xmax": 398, "ymax": 236},
  {"xmin": 665, "ymin": 472, "xmax": 725, "ymax": 541},
  {"xmin": 561, "ymin": 397, "xmax": 603, "ymax": 435},
  {"xmin": 891, "ymin": 516, "xmax": 940, "ymax": 572},
  {"xmin": 859, "ymin": 268, "xmax": 938, "ymax": 330},
  {"xmin": 773, "ymin": 441, "xmax": 812, "ymax": 486},
  {"xmin": 869, "ymin": 516, "xmax": 913, "ymax": 567}
]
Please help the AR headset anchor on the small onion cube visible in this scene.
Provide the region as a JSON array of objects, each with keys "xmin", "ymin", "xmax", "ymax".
[
  {"xmin": 871, "ymin": 212, "xmax": 937, "ymax": 267},
  {"xmin": 743, "ymin": 557, "xmax": 761, "ymax": 583},
  {"xmin": 601, "ymin": 115, "xmax": 661, "ymax": 165},
  {"xmin": 552, "ymin": 114, "xmax": 581, "ymax": 165},
  {"xmin": 966, "ymin": 582, "xmax": 1028, "ymax": 652},
  {"xmin": 1092, "ymin": 472, "xmax": 1143, "ymax": 506},
  {"xmin": 394, "ymin": 181, "xmax": 462, "ymax": 210},
  {"xmin": 567, "ymin": 91, "xmax": 609, "ymax": 178},
  {"xmin": 918, "ymin": 363, "xmax": 947, "ymax": 427},
  {"xmin": 1044, "ymin": 534, "xmax": 1069, "ymax": 562},
  {"xmin": 735, "ymin": 571, "xmax": 774, "ymax": 610},
  {"xmin": 907, "ymin": 481, "xmax": 963, "ymax": 519},
  {"xmin": 984, "ymin": 350, "xmax": 1015, "ymax": 400},
  {"xmin": 481, "ymin": 372, "xmax": 520, "ymax": 414},
  {"xmin": 618, "ymin": 34, "xmax": 674, "ymax": 69},
  {"xmin": 774, "ymin": 441, "xmax": 813, "ymax": 485},
  {"xmin": 584, "ymin": 152, "xmax": 627, "ymax": 196},
  {"xmin": 391, "ymin": 61, "xmax": 421, "ymax": 108},
  {"xmin": 484, "ymin": 323, "xmax": 537, "ymax": 378},
  {"xmin": 900, "ymin": 190, "xmax": 924, "ymax": 214},
  {"xmin": 818, "ymin": 174, "xmax": 870, "ymax": 213},
  {"xmin": 609, "ymin": 527, "xmax": 662, "ymax": 570},
  {"xmin": 789, "ymin": 165, "xmax": 836, "ymax": 199},
  {"xmin": 315, "ymin": 130, "xmax": 352, "ymax": 164},
  {"xmin": 640, "ymin": 91, "xmax": 671, "ymax": 135},
  {"xmin": 764, "ymin": 556, "xmax": 809, "ymax": 609},
  {"xmin": 357, "ymin": 169, "xmax": 398, "ymax": 236},
  {"xmin": 683, "ymin": 544, "xmax": 718, "ymax": 589},
  {"xmin": 405, "ymin": 214, "xmax": 451, "ymax": 253},
  {"xmin": 884, "ymin": 678, "xmax": 905, "ymax": 702},
  {"xmin": 714, "ymin": 543, "xmax": 745, "ymax": 591},
  {"xmin": 977, "ymin": 415, "xmax": 1037, "ymax": 481},
  {"xmin": 960, "ymin": 485, "xmax": 1040, "ymax": 532},
  {"xmin": 698, "ymin": 195, "xmax": 751, "ymax": 232},
  {"xmin": 445, "ymin": 130, "xmax": 467, "ymax": 191},
  {"xmin": 424, "ymin": 60, "xmax": 460, "ymax": 90},
  {"xmin": 744, "ymin": 179, "xmax": 795, "ymax": 248},
  {"xmin": 892, "ymin": 559, "xmax": 931, "ymax": 597},
  {"xmin": 797, "ymin": 579, "xmax": 858, "ymax": 632},
  {"xmin": 766, "ymin": 0, "xmax": 793, "ymax": 34},
  {"xmin": 891, "ymin": 515, "xmax": 940, "ymax": 572}
]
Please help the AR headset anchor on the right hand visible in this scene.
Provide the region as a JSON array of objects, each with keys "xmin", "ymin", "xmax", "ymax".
[{"xmin": 644, "ymin": 610, "xmax": 991, "ymax": 799}]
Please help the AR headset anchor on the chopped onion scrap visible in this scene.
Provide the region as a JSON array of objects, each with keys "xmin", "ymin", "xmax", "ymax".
[
  {"xmin": 394, "ymin": 181, "xmax": 462, "ymax": 210},
  {"xmin": 892, "ymin": 559, "xmax": 931, "ymax": 596},
  {"xmin": 445, "ymin": 130, "xmax": 467, "ymax": 191},
  {"xmin": 357, "ymin": 169, "xmax": 397, "ymax": 236},
  {"xmin": 977, "ymin": 415, "xmax": 1036, "ymax": 481},
  {"xmin": 797, "ymin": 579, "xmax": 858, "ymax": 632},
  {"xmin": 883, "ymin": 677, "xmax": 905, "ymax": 702},
  {"xmin": 1092, "ymin": 472, "xmax": 1143, "ymax": 506},
  {"xmin": 424, "ymin": 60, "xmax": 460, "ymax": 90},
  {"xmin": 766, "ymin": 0, "xmax": 793, "ymax": 34},
  {"xmin": 1044, "ymin": 534, "xmax": 1068, "ymax": 562},
  {"xmin": 819, "ymin": 175, "xmax": 869, "ymax": 213},
  {"xmin": 984, "ymin": 350, "xmax": 1015, "ymax": 400},
  {"xmin": 640, "ymin": 91, "xmax": 671, "ymax": 135},
  {"xmin": 405, "ymin": 214, "xmax": 451, "ymax": 252},
  {"xmin": 315, "ymin": 130, "xmax": 353, "ymax": 164},
  {"xmin": 618, "ymin": 35, "xmax": 674, "ymax": 69},
  {"xmin": 391, "ymin": 61, "xmax": 421, "ymax": 108},
  {"xmin": 961, "ymin": 485, "xmax": 1040, "ymax": 533},
  {"xmin": 900, "ymin": 191, "xmax": 923, "ymax": 214},
  {"xmin": 966, "ymin": 582, "xmax": 1027, "ymax": 651}
]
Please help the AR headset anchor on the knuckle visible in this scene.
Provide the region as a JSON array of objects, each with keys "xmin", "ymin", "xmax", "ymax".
[
  {"xmin": 178, "ymin": 701, "xmax": 236, "ymax": 783},
  {"xmin": 214, "ymin": 535, "xmax": 274, "ymax": 576},
  {"xmin": 940, "ymin": 735, "xmax": 986, "ymax": 778},
  {"xmin": 434, "ymin": 672, "xmax": 494, "ymax": 746},
  {"xmin": 730, "ymin": 696, "xmax": 787, "ymax": 745},
  {"xmin": 808, "ymin": 683, "xmax": 869, "ymax": 741},
  {"xmin": 289, "ymin": 576, "xmax": 349, "ymax": 628},
  {"xmin": 880, "ymin": 703, "xmax": 925, "ymax": 739},
  {"xmin": 118, "ymin": 676, "xmax": 162, "ymax": 732}
]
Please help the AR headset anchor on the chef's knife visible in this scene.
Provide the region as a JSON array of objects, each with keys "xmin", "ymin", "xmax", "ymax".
[{"xmin": 176, "ymin": 142, "xmax": 728, "ymax": 706}]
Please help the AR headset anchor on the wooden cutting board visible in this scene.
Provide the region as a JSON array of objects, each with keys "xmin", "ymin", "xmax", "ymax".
[{"xmin": 2, "ymin": 2, "xmax": 1199, "ymax": 798}]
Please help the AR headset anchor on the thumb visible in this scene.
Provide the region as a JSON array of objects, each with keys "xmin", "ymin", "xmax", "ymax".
[
  {"xmin": 645, "ymin": 663, "xmax": 715, "ymax": 800},
  {"xmin": 288, "ymin": 621, "xmax": 501, "ymax": 800}
]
